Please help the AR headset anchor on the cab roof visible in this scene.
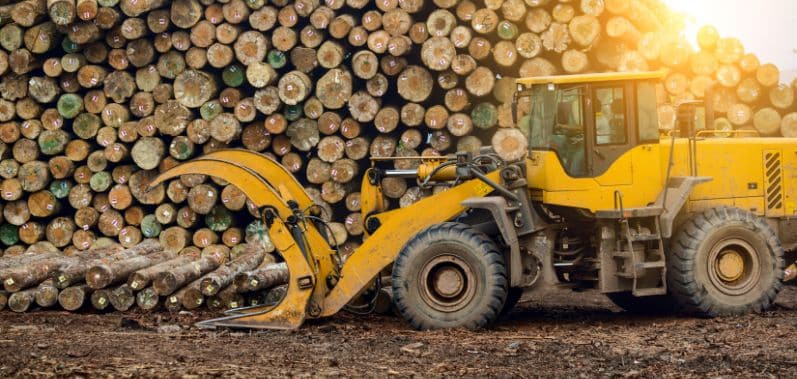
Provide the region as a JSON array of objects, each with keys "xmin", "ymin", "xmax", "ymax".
[{"xmin": 516, "ymin": 71, "xmax": 666, "ymax": 87}]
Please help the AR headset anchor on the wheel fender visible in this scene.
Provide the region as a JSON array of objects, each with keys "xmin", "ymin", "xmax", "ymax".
[
  {"xmin": 461, "ymin": 197, "xmax": 523, "ymax": 287},
  {"xmin": 657, "ymin": 176, "xmax": 712, "ymax": 238}
]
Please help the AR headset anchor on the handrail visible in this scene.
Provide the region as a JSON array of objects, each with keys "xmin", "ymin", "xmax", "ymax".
[
  {"xmin": 661, "ymin": 129, "xmax": 761, "ymax": 138},
  {"xmin": 695, "ymin": 129, "xmax": 761, "ymax": 137}
]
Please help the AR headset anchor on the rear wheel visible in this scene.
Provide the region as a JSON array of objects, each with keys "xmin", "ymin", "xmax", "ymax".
[
  {"xmin": 392, "ymin": 223, "xmax": 508, "ymax": 330},
  {"xmin": 668, "ymin": 207, "xmax": 783, "ymax": 316}
]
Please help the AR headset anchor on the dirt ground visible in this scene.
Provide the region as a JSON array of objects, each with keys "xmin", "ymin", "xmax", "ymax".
[{"xmin": 1, "ymin": 287, "xmax": 796, "ymax": 378}]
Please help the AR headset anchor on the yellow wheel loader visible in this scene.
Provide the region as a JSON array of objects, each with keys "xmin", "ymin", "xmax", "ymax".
[{"xmin": 151, "ymin": 71, "xmax": 788, "ymax": 330}]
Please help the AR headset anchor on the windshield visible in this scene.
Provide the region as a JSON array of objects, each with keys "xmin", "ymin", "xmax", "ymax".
[{"xmin": 518, "ymin": 84, "xmax": 587, "ymax": 176}]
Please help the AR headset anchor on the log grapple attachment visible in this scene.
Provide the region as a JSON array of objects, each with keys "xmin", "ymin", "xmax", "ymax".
[{"xmin": 150, "ymin": 149, "xmax": 507, "ymax": 330}]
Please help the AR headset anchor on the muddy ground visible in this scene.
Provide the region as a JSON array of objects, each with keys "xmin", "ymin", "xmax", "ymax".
[{"xmin": 1, "ymin": 287, "xmax": 796, "ymax": 378}]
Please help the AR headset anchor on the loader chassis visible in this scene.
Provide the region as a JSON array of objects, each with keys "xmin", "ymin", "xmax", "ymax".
[{"xmin": 155, "ymin": 71, "xmax": 786, "ymax": 330}]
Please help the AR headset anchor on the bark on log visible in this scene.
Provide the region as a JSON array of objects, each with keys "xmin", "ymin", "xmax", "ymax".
[
  {"xmin": 152, "ymin": 250, "xmax": 223, "ymax": 295},
  {"xmin": 85, "ymin": 246, "xmax": 175, "ymax": 289},
  {"xmin": 234, "ymin": 262, "xmax": 288, "ymax": 292},
  {"xmin": 2, "ymin": 253, "xmax": 79, "ymax": 292},
  {"xmin": 200, "ymin": 243, "xmax": 265, "ymax": 296},
  {"xmin": 127, "ymin": 254, "xmax": 196, "ymax": 290}
]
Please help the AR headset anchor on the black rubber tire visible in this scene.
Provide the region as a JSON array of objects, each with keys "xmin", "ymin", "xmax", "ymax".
[
  {"xmin": 499, "ymin": 287, "xmax": 524, "ymax": 318},
  {"xmin": 668, "ymin": 207, "xmax": 784, "ymax": 316},
  {"xmin": 392, "ymin": 222, "xmax": 508, "ymax": 330},
  {"xmin": 605, "ymin": 292, "xmax": 677, "ymax": 314}
]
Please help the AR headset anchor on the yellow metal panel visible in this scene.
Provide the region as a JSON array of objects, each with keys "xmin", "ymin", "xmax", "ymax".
[
  {"xmin": 593, "ymin": 156, "xmax": 632, "ymax": 186},
  {"xmin": 526, "ymin": 145, "xmax": 662, "ymax": 211},
  {"xmin": 527, "ymin": 137, "xmax": 797, "ymax": 215},
  {"xmin": 630, "ymin": 144, "xmax": 663, "ymax": 202},
  {"xmin": 688, "ymin": 197, "xmax": 765, "ymax": 216},
  {"xmin": 516, "ymin": 71, "xmax": 665, "ymax": 86},
  {"xmin": 692, "ymin": 141, "xmax": 763, "ymax": 199},
  {"xmin": 360, "ymin": 168, "xmax": 386, "ymax": 237},
  {"xmin": 781, "ymin": 146, "xmax": 797, "ymax": 216}
]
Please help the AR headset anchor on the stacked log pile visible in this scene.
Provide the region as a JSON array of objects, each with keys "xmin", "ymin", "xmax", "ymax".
[
  {"xmin": 0, "ymin": 239, "xmax": 289, "ymax": 312},
  {"xmin": 0, "ymin": 0, "xmax": 793, "ymax": 259}
]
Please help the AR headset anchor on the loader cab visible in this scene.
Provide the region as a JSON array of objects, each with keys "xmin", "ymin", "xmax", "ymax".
[{"xmin": 515, "ymin": 71, "xmax": 665, "ymax": 179}]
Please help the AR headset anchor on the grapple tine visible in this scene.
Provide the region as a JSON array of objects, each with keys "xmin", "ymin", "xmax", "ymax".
[
  {"xmin": 202, "ymin": 149, "xmax": 315, "ymax": 210},
  {"xmin": 223, "ymin": 303, "xmax": 276, "ymax": 315}
]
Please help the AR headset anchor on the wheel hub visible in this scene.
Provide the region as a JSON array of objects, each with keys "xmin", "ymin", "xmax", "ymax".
[
  {"xmin": 419, "ymin": 254, "xmax": 476, "ymax": 313},
  {"xmin": 432, "ymin": 267, "xmax": 465, "ymax": 298},
  {"xmin": 716, "ymin": 250, "xmax": 745, "ymax": 282},
  {"xmin": 708, "ymin": 238, "xmax": 760, "ymax": 296}
]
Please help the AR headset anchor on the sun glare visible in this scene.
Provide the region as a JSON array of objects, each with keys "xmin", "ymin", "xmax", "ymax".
[{"xmin": 665, "ymin": 0, "xmax": 797, "ymax": 79}]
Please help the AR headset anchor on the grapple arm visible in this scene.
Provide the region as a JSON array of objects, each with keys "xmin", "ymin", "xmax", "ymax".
[
  {"xmin": 148, "ymin": 152, "xmax": 336, "ymax": 329},
  {"xmin": 151, "ymin": 149, "xmax": 505, "ymax": 329}
]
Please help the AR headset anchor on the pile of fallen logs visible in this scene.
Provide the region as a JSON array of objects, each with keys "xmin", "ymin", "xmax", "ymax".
[
  {"xmin": 0, "ymin": 0, "xmax": 794, "ymax": 259},
  {"xmin": 654, "ymin": 25, "xmax": 797, "ymax": 136},
  {"xmin": 0, "ymin": 240, "xmax": 289, "ymax": 313}
]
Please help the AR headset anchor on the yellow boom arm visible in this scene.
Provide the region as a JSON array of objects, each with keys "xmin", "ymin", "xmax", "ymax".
[{"xmin": 151, "ymin": 149, "xmax": 503, "ymax": 329}]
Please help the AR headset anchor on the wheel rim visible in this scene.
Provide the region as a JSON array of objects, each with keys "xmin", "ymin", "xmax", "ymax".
[
  {"xmin": 418, "ymin": 254, "xmax": 477, "ymax": 313},
  {"xmin": 707, "ymin": 238, "xmax": 760, "ymax": 296}
]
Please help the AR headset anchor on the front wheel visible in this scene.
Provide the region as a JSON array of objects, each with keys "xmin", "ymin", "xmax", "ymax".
[
  {"xmin": 668, "ymin": 207, "xmax": 783, "ymax": 316},
  {"xmin": 392, "ymin": 223, "xmax": 508, "ymax": 330}
]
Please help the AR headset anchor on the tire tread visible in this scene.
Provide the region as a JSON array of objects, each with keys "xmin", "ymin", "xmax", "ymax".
[
  {"xmin": 668, "ymin": 207, "xmax": 784, "ymax": 317},
  {"xmin": 392, "ymin": 222, "xmax": 508, "ymax": 330}
]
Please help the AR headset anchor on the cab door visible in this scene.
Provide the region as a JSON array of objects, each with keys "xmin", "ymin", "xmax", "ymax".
[
  {"xmin": 631, "ymin": 80, "xmax": 664, "ymax": 196},
  {"xmin": 588, "ymin": 82, "xmax": 633, "ymax": 185}
]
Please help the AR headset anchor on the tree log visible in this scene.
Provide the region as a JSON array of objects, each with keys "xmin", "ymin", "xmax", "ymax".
[
  {"xmin": 58, "ymin": 283, "xmax": 91, "ymax": 311},
  {"xmin": 780, "ymin": 112, "xmax": 797, "ymax": 138},
  {"xmin": 85, "ymin": 247, "xmax": 175, "ymax": 289},
  {"xmin": 152, "ymin": 252, "xmax": 222, "ymax": 295},
  {"xmin": 753, "ymin": 108, "xmax": 781, "ymax": 136},
  {"xmin": 127, "ymin": 254, "xmax": 197, "ymax": 290}
]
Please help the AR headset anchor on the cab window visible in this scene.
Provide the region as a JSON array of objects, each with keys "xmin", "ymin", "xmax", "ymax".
[
  {"xmin": 636, "ymin": 81, "xmax": 659, "ymax": 142},
  {"xmin": 594, "ymin": 87, "xmax": 627, "ymax": 145},
  {"xmin": 523, "ymin": 85, "xmax": 587, "ymax": 177}
]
